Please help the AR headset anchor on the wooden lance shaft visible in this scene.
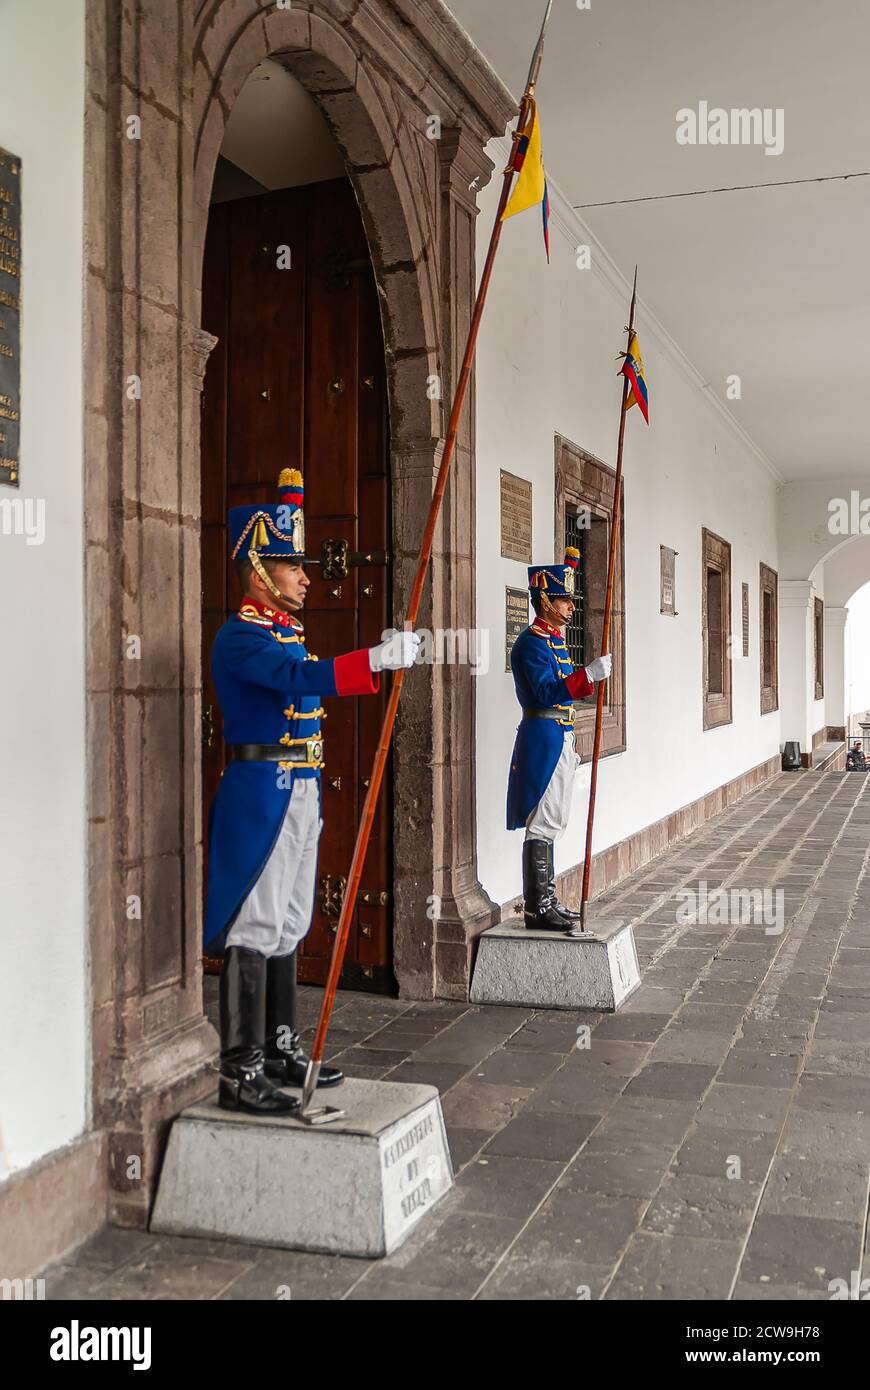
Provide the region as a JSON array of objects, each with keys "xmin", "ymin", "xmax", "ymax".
[
  {"xmin": 576, "ymin": 273, "xmax": 638, "ymax": 935},
  {"xmin": 302, "ymin": 80, "xmax": 546, "ymax": 1112}
]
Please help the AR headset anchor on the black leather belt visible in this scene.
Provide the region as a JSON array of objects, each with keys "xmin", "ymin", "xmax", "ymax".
[
  {"xmin": 227, "ymin": 740, "xmax": 324, "ymax": 764},
  {"xmin": 522, "ymin": 708, "xmax": 576, "ymax": 725}
]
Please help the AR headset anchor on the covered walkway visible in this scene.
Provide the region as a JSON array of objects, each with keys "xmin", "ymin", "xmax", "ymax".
[{"xmin": 42, "ymin": 771, "xmax": 870, "ymax": 1300}]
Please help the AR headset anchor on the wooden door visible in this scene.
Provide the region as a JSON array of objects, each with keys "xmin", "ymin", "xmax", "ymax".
[{"xmin": 201, "ymin": 178, "xmax": 394, "ymax": 991}]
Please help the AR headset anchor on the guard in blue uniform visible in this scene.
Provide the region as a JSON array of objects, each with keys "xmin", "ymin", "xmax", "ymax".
[
  {"xmin": 206, "ymin": 469, "xmax": 421, "ymax": 1114},
  {"xmin": 507, "ymin": 546, "xmax": 612, "ymax": 930}
]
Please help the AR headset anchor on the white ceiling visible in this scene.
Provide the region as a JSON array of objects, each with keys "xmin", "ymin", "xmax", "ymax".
[
  {"xmin": 446, "ymin": 0, "xmax": 870, "ymax": 483},
  {"xmin": 220, "ymin": 60, "xmax": 345, "ymax": 192}
]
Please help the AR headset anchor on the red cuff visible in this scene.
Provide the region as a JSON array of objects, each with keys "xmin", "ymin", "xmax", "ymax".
[
  {"xmin": 565, "ymin": 667, "xmax": 593, "ymax": 700},
  {"xmin": 334, "ymin": 648, "xmax": 380, "ymax": 697}
]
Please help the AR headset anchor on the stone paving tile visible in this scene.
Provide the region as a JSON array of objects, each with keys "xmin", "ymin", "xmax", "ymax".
[
  {"xmin": 695, "ymin": 1083, "xmax": 792, "ymax": 1134},
  {"xmin": 439, "ymin": 1079, "xmax": 532, "ymax": 1132},
  {"xmin": 484, "ymin": 1108, "xmax": 599, "ymax": 1161},
  {"xmin": 623, "ymin": 1061, "xmax": 717, "ymax": 1103},
  {"xmin": 641, "ymin": 1173, "xmax": 761, "ymax": 1241},
  {"xmin": 731, "ymin": 1280, "xmax": 832, "ymax": 1300},
  {"xmin": 559, "ymin": 1141, "xmax": 675, "ymax": 1199},
  {"xmin": 605, "ymin": 1232, "xmax": 743, "ymax": 1300},
  {"xmin": 383, "ymin": 1059, "xmax": 468, "ymax": 1093},
  {"xmin": 565, "ymin": 1038, "xmax": 651, "ymax": 1074},
  {"xmin": 587, "ymin": 1012, "xmax": 670, "ymax": 1043},
  {"xmin": 62, "ymin": 1227, "xmax": 160, "ymax": 1272},
  {"xmin": 739, "ymin": 1214, "xmax": 862, "ymax": 1287},
  {"xmin": 759, "ymin": 1156, "xmax": 870, "ymax": 1224},
  {"xmin": 525, "ymin": 1070, "xmax": 626, "ymax": 1118},
  {"xmin": 674, "ymin": 1125, "xmax": 779, "ymax": 1183},
  {"xmin": 454, "ymin": 1154, "xmax": 563, "ymax": 1219},
  {"xmin": 503, "ymin": 1016, "xmax": 594, "ymax": 1053},
  {"xmin": 357, "ymin": 1209, "xmax": 525, "ymax": 1297},
  {"xmin": 444, "ymin": 1126, "xmax": 491, "ymax": 1171},
  {"xmin": 110, "ymin": 1249, "xmax": 254, "ymax": 1300},
  {"xmin": 593, "ymin": 1095, "xmax": 699, "ymax": 1148},
  {"xmin": 217, "ymin": 1248, "xmax": 369, "ymax": 1301},
  {"xmin": 477, "ymin": 1249, "xmax": 613, "ymax": 1301},
  {"xmin": 347, "ymin": 1277, "xmax": 466, "ymax": 1300},
  {"xmin": 646, "ymin": 1027, "xmax": 735, "ymax": 1067},
  {"xmin": 716, "ymin": 1054, "xmax": 801, "ymax": 1089},
  {"xmin": 471, "ymin": 1047, "xmax": 564, "ymax": 1088},
  {"xmin": 43, "ymin": 1263, "xmax": 121, "ymax": 1301}
]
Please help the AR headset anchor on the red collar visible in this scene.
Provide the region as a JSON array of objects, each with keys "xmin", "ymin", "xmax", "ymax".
[
  {"xmin": 240, "ymin": 597, "xmax": 302, "ymax": 631},
  {"xmin": 531, "ymin": 618, "xmax": 566, "ymax": 639}
]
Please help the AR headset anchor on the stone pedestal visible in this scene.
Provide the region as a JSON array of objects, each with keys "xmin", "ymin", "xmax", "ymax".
[
  {"xmin": 151, "ymin": 1079, "xmax": 453, "ymax": 1258},
  {"xmin": 470, "ymin": 917, "xmax": 640, "ymax": 1012}
]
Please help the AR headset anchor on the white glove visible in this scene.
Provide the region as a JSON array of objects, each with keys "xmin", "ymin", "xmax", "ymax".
[
  {"xmin": 585, "ymin": 653, "xmax": 612, "ymax": 683},
  {"xmin": 368, "ymin": 629, "xmax": 423, "ymax": 672}
]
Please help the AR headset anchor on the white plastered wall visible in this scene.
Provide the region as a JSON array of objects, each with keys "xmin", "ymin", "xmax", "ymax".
[{"xmin": 0, "ymin": 0, "xmax": 87, "ymax": 1179}]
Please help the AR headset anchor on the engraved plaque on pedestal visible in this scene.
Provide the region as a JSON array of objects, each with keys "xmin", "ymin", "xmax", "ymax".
[{"xmin": 0, "ymin": 148, "xmax": 21, "ymax": 488}]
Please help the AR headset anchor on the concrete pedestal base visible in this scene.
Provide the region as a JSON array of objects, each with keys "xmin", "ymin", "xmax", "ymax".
[
  {"xmin": 151, "ymin": 1079, "xmax": 453, "ymax": 1258},
  {"xmin": 470, "ymin": 917, "xmax": 640, "ymax": 1011}
]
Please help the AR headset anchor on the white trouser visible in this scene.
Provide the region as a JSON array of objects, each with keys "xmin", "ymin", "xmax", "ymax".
[
  {"xmin": 524, "ymin": 730, "xmax": 582, "ymax": 842},
  {"xmin": 226, "ymin": 778, "xmax": 323, "ymax": 958}
]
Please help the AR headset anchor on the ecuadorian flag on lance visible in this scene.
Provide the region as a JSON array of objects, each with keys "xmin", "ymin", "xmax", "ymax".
[
  {"xmin": 502, "ymin": 98, "xmax": 550, "ymax": 262},
  {"xmin": 622, "ymin": 331, "xmax": 649, "ymax": 424}
]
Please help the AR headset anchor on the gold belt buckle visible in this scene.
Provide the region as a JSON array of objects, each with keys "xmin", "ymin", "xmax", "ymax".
[{"xmin": 307, "ymin": 737, "xmax": 324, "ymax": 764}]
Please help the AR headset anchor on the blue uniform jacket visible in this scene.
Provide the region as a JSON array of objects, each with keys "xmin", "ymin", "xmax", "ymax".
[
  {"xmin": 506, "ymin": 621, "xmax": 593, "ymax": 830},
  {"xmin": 204, "ymin": 600, "xmax": 378, "ymax": 950}
]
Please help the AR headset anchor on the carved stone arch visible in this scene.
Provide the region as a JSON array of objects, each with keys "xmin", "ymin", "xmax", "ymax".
[{"xmin": 83, "ymin": 0, "xmax": 514, "ymax": 1226}]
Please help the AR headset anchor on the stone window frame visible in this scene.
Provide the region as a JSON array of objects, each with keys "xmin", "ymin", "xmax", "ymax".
[
  {"xmin": 702, "ymin": 527, "xmax": 733, "ymax": 730},
  {"xmin": 554, "ymin": 435, "xmax": 626, "ymax": 761},
  {"xmin": 759, "ymin": 562, "xmax": 779, "ymax": 716},
  {"xmin": 814, "ymin": 596, "xmax": 825, "ymax": 700}
]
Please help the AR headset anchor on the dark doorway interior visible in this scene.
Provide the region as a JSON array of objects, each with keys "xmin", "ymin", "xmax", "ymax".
[{"xmin": 200, "ymin": 177, "xmax": 395, "ymax": 991}]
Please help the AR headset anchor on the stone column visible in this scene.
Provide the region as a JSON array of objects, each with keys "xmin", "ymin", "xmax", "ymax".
[
  {"xmin": 824, "ymin": 606, "xmax": 848, "ymax": 735},
  {"xmin": 425, "ymin": 126, "xmax": 500, "ymax": 998},
  {"xmin": 85, "ymin": 0, "xmax": 217, "ymax": 1228},
  {"xmin": 779, "ymin": 580, "xmax": 816, "ymax": 755}
]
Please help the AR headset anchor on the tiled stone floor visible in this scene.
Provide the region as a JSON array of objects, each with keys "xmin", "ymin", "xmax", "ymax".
[{"xmin": 42, "ymin": 772, "xmax": 870, "ymax": 1300}]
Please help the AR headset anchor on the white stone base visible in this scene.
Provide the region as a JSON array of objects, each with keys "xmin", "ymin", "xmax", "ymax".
[
  {"xmin": 150, "ymin": 1078, "xmax": 453, "ymax": 1258},
  {"xmin": 470, "ymin": 917, "xmax": 640, "ymax": 1011}
]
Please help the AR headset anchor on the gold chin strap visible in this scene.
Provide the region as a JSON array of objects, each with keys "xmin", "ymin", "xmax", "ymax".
[
  {"xmin": 249, "ymin": 547, "xmax": 285, "ymax": 601},
  {"xmin": 539, "ymin": 590, "xmax": 567, "ymax": 625}
]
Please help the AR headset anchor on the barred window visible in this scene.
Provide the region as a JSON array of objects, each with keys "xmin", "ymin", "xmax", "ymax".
[
  {"xmin": 564, "ymin": 506, "xmax": 586, "ymax": 668},
  {"xmin": 555, "ymin": 436, "xmax": 625, "ymax": 761}
]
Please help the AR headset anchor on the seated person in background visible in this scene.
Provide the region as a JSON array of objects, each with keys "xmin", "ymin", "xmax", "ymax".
[{"xmin": 846, "ymin": 740, "xmax": 867, "ymax": 771}]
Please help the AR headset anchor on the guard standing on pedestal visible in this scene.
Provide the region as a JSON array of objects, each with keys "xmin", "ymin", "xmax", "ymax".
[
  {"xmin": 507, "ymin": 547, "xmax": 612, "ymax": 929},
  {"xmin": 204, "ymin": 469, "xmax": 422, "ymax": 1115}
]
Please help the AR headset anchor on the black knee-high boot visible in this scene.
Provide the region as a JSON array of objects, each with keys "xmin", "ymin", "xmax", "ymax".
[
  {"xmin": 219, "ymin": 946, "xmax": 300, "ymax": 1113},
  {"xmin": 522, "ymin": 839, "xmax": 572, "ymax": 931},
  {"xmin": 547, "ymin": 840, "xmax": 581, "ymax": 921},
  {"xmin": 264, "ymin": 949, "xmax": 344, "ymax": 1089}
]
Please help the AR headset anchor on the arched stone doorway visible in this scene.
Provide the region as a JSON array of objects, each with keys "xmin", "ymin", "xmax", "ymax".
[{"xmin": 83, "ymin": 0, "xmax": 513, "ymax": 1224}]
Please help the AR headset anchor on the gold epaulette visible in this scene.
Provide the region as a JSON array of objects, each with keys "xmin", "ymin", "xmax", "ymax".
[{"xmin": 239, "ymin": 603, "xmax": 273, "ymax": 628}]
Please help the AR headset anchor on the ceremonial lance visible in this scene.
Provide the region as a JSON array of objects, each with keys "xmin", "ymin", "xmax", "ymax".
[
  {"xmin": 302, "ymin": 0, "xmax": 556, "ymax": 1116},
  {"xmin": 571, "ymin": 267, "xmax": 648, "ymax": 937}
]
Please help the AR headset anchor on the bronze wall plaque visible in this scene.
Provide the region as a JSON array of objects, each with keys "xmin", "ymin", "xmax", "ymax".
[
  {"xmin": 660, "ymin": 545, "xmax": 677, "ymax": 615},
  {"xmin": 505, "ymin": 585, "xmax": 529, "ymax": 671},
  {"xmin": 500, "ymin": 469, "xmax": 532, "ymax": 563},
  {"xmin": 0, "ymin": 147, "xmax": 21, "ymax": 488}
]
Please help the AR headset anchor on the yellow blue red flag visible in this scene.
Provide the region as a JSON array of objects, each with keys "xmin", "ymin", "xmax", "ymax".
[
  {"xmin": 622, "ymin": 332, "xmax": 649, "ymax": 423},
  {"xmin": 502, "ymin": 98, "xmax": 550, "ymax": 262}
]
